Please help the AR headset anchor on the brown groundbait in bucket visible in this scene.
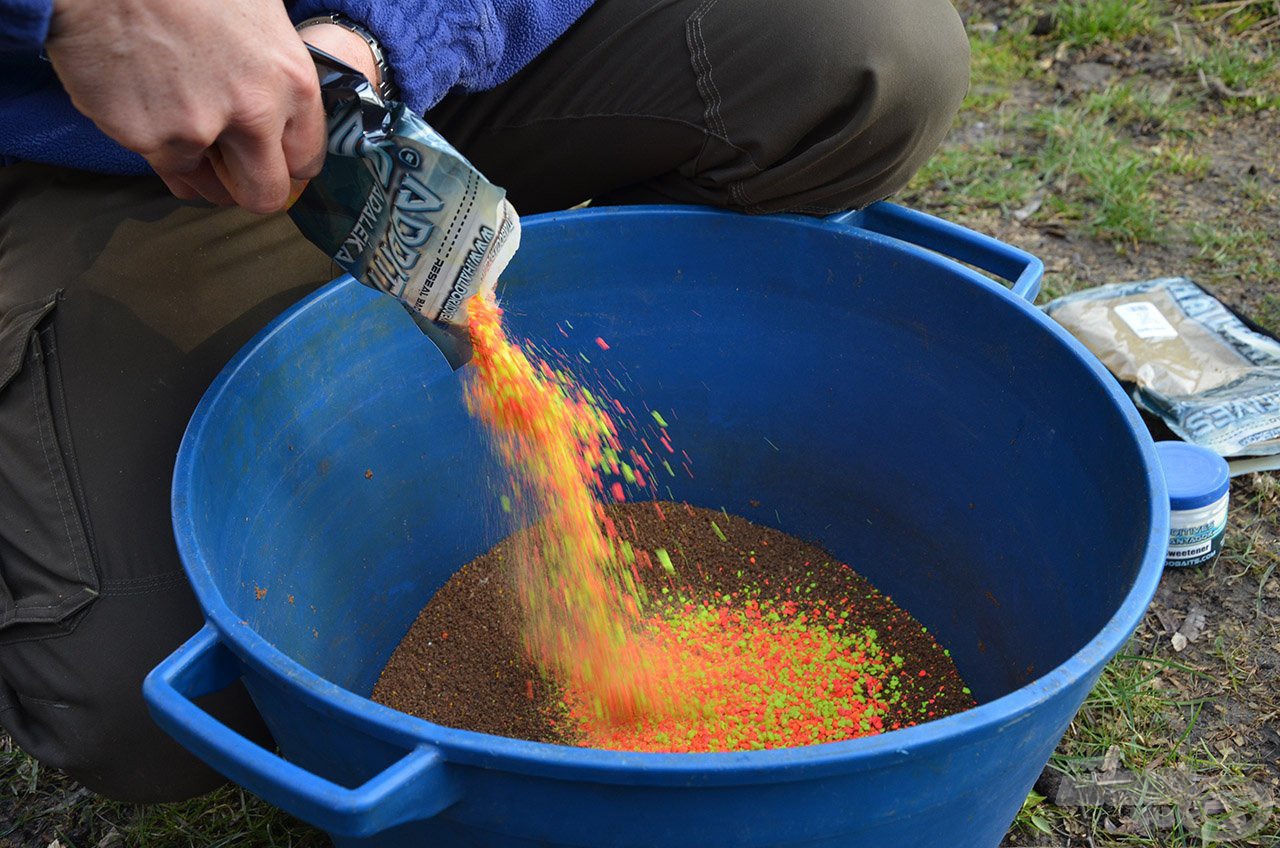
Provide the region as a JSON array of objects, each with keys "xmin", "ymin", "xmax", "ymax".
[{"xmin": 373, "ymin": 503, "xmax": 975, "ymax": 753}]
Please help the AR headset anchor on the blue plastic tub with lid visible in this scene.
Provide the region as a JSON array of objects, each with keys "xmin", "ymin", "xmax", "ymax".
[{"xmin": 144, "ymin": 203, "xmax": 1168, "ymax": 847}]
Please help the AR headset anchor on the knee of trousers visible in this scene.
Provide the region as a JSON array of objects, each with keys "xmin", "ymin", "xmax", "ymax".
[
  {"xmin": 810, "ymin": 0, "xmax": 973, "ymax": 115},
  {"xmin": 0, "ymin": 583, "xmax": 272, "ymax": 803},
  {"xmin": 695, "ymin": 0, "xmax": 971, "ymax": 213}
]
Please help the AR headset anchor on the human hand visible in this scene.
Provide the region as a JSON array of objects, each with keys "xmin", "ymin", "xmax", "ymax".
[{"xmin": 45, "ymin": 0, "xmax": 375, "ymax": 213}]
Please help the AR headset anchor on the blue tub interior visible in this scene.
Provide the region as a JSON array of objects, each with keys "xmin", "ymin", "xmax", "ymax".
[{"xmin": 183, "ymin": 207, "xmax": 1152, "ymax": 710}]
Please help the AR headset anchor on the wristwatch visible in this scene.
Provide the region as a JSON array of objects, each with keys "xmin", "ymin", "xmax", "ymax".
[{"xmin": 296, "ymin": 13, "xmax": 398, "ymax": 101}]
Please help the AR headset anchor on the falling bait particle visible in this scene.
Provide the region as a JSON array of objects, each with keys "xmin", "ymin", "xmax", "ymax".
[
  {"xmin": 651, "ymin": 410, "xmax": 669, "ymax": 428},
  {"xmin": 656, "ymin": 548, "xmax": 675, "ymax": 574},
  {"xmin": 711, "ymin": 521, "xmax": 727, "ymax": 542},
  {"xmin": 465, "ymin": 294, "xmax": 656, "ymax": 724},
  {"xmin": 595, "ymin": 337, "xmax": 610, "ymax": 351},
  {"xmin": 500, "ymin": 495, "xmax": 512, "ymax": 513}
]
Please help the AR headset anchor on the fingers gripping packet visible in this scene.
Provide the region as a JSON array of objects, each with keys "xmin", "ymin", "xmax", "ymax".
[
  {"xmin": 1044, "ymin": 278, "xmax": 1280, "ymax": 457},
  {"xmin": 289, "ymin": 47, "xmax": 520, "ymax": 368}
]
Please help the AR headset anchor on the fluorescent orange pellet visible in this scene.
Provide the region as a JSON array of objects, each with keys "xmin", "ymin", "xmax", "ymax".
[{"xmin": 466, "ymin": 295, "xmax": 669, "ymax": 721}]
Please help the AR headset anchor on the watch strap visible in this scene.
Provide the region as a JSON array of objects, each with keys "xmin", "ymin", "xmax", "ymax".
[{"xmin": 297, "ymin": 13, "xmax": 398, "ymax": 102}]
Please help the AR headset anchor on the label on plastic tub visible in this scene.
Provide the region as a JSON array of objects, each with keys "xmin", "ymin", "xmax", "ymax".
[{"xmin": 1167, "ymin": 492, "xmax": 1229, "ymax": 567}]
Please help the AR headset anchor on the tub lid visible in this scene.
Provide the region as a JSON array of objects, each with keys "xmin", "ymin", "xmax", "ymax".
[{"xmin": 1155, "ymin": 441, "xmax": 1230, "ymax": 511}]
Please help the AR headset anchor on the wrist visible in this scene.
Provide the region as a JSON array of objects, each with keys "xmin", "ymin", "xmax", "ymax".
[
  {"xmin": 296, "ymin": 15, "xmax": 395, "ymax": 100},
  {"xmin": 45, "ymin": 0, "xmax": 90, "ymax": 42}
]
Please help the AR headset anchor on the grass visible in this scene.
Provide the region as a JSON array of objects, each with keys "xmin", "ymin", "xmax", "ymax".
[
  {"xmin": 909, "ymin": 0, "xmax": 1280, "ymax": 254},
  {"xmin": 1056, "ymin": 654, "xmax": 1210, "ymax": 769},
  {"xmin": 1190, "ymin": 41, "xmax": 1279, "ymax": 90},
  {"xmin": 908, "ymin": 102, "xmax": 1168, "ymax": 246},
  {"xmin": 1010, "ymin": 648, "xmax": 1277, "ymax": 846},
  {"xmin": 1259, "ymin": 293, "xmax": 1280, "ymax": 335},
  {"xmin": 965, "ymin": 31, "xmax": 1045, "ymax": 114},
  {"xmin": 1079, "ymin": 84, "xmax": 1196, "ymax": 135},
  {"xmin": 1053, "ymin": 0, "xmax": 1167, "ymax": 47},
  {"xmin": 1186, "ymin": 41, "xmax": 1280, "ymax": 112},
  {"xmin": 1055, "ymin": 0, "xmax": 1166, "ymax": 47},
  {"xmin": 0, "ymin": 738, "xmax": 325, "ymax": 846},
  {"xmin": 910, "ymin": 18, "xmax": 1218, "ymax": 248},
  {"xmin": 909, "ymin": 143, "xmax": 1038, "ymax": 217},
  {"xmin": 1190, "ymin": 218, "xmax": 1280, "ymax": 290},
  {"xmin": 99, "ymin": 793, "xmax": 325, "ymax": 848},
  {"xmin": 1032, "ymin": 108, "xmax": 1165, "ymax": 244},
  {"xmin": 1187, "ymin": 0, "xmax": 1280, "ymax": 35}
]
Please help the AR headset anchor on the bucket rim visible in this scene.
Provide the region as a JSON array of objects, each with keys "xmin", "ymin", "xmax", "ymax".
[{"xmin": 170, "ymin": 203, "xmax": 1169, "ymax": 783}]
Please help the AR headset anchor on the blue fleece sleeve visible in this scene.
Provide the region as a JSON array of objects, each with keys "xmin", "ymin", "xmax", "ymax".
[
  {"xmin": 0, "ymin": 0, "xmax": 53, "ymax": 52},
  {"xmin": 290, "ymin": 0, "xmax": 595, "ymax": 114}
]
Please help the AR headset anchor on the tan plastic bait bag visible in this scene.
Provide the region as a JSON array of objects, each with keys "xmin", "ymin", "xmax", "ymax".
[{"xmin": 1044, "ymin": 277, "xmax": 1280, "ymax": 457}]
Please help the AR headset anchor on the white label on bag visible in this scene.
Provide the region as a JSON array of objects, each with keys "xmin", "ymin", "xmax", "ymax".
[{"xmin": 1114, "ymin": 302, "xmax": 1178, "ymax": 340}]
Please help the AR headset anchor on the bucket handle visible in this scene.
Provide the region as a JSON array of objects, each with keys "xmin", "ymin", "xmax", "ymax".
[
  {"xmin": 144, "ymin": 625, "xmax": 455, "ymax": 838},
  {"xmin": 827, "ymin": 203, "xmax": 1044, "ymax": 302}
]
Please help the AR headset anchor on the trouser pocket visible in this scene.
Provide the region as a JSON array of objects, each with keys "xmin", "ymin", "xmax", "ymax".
[{"xmin": 0, "ymin": 292, "xmax": 99, "ymax": 637}]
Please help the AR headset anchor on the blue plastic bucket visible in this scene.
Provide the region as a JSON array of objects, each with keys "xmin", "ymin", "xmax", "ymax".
[{"xmin": 145, "ymin": 203, "xmax": 1167, "ymax": 848}]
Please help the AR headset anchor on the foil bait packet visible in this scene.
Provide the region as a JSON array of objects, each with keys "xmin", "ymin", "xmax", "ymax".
[
  {"xmin": 1044, "ymin": 277, "xmax": 1280, "ymax": 457},
  {"xmin": 289, "ymin": 47, "xmax": 520, "ymax": 368}
]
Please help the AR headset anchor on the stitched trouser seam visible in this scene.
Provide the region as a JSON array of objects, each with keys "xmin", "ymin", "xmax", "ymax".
[
  {"xmin": 687, "ymin": 0, "xmax": 727, "ymax": 140},
  {"xmin": 686, "ymin": 0, "xmax": 764, "ymax": 212},
  {"xmin": 99, "ymin": 572, "xmax": 191, "ymax": 597},
  {"xmin": 100, "ymin": 572, "xmax": 189, "ymax": 588},
  {"xmin": 42, "ymin": 323, "xmax": 101, "ymax": 568},
  {"xmin": 28, "ymin": 341, "xmax": 90, "ymax": 590}
]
